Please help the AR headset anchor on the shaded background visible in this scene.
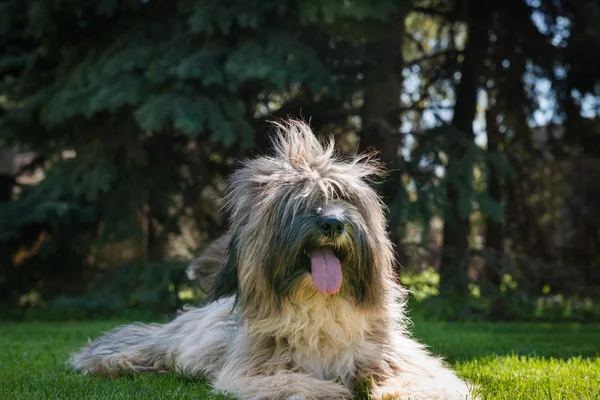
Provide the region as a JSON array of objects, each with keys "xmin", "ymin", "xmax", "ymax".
[{"xmin": 1, "ymin": 0, "xmax": 599, "ymax": 322}]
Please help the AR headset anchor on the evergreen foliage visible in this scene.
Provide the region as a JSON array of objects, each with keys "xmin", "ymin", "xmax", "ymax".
[{"xmin": 0, "ymin": 0, "xmax": 599, "ymax": 320}]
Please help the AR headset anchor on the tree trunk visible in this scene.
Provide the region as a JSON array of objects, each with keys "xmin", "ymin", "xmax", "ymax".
[
  {"xmin": 358, "ymin": 21, "xmax": 405, "ymax": 267},
  {"xmin": 0, "ymin": 151, "xmax": 15, "ymax": 303},
  {"xmin": 484, "ymin": 106, "xmax": 503, "ymax": 288},
  {"xmin": 439, "ymin": 2, "xmax": 491, "ymax": 298}
]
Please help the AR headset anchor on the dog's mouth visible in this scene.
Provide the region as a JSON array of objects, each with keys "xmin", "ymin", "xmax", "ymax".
[{"xmin": 301, "ymin": 247, "xmax": 344, "ymax": 295}]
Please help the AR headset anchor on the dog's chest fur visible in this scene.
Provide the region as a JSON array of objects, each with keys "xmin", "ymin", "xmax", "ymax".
[{"xmin": 254, "ymin": 295, "xmax": 370, "ymax": 382}]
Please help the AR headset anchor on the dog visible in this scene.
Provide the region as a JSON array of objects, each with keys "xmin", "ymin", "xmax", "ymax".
[{"xmin": 70, "ymin": 120, "xmax": 473, "ymax": 399}]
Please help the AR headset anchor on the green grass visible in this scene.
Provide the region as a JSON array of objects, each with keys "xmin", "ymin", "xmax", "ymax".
[{"xmin": 1, "ymin": 318, "xmax": 599, "ymax": 399}]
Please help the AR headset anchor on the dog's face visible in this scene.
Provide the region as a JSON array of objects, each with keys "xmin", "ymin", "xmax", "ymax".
[{"xmin": 211, "ymin": 121, "xmax": 395, "ymax": 317}]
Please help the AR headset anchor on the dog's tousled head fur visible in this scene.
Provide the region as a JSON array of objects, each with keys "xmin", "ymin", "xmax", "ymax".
[{"xmin": 209, "ymin": 120, "xmax": 397, "ymax": 321}]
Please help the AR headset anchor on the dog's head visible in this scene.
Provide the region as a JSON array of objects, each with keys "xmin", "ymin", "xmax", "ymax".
[{"xmin": 211, "ymin": 120, "xmax": 396, "ymax": 318}]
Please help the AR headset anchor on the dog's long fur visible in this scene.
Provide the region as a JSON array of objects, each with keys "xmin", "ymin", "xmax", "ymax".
[{"xmin": 70, "ymin": 120, "xmax": 473, "ymax": 399}]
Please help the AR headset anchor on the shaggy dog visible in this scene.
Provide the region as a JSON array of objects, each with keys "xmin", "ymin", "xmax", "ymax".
[{"xmin": 70, "ymin": 120, "xmax": 472, "ymax": 400}]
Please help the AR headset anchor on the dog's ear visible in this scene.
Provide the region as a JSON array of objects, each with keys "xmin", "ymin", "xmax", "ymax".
[{"xmin": 209, "ymin": 233, "xmax": 240, "ymax": 302}]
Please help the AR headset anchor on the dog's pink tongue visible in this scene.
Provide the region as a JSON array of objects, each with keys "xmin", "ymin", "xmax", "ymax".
[{"xmin": 310, "ymin": 249, "xmax": 342, "ymax": 294}]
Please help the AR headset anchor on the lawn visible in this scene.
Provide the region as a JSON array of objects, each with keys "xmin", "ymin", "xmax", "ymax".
[{"xmin": 0, "ymin": 318, "xmax": 598, "ymax": 399}]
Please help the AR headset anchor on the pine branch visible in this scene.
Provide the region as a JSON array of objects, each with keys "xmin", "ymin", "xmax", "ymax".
[
  {"xmin": 412, "ymin": 6, "xmax": 455, "ymax": 19},
  {"xmin": 406, "ymin": 49, "xmax": 463, "ymax": 66}
]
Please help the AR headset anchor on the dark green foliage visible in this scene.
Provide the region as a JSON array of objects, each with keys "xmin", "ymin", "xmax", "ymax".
[
  {"xmin": 0, "ymin": 0, "xmax": 343, "ymax": 307},
  {"xmin": 404, "ymin": 268, "xmax": 600, "ymax": 323},
  {"xmin": 1, "ymin": 0, "xmax": 599, "ymax": 322},
  {"xmin": 408, "ymin": 126, "xmax": 513, "ymax": 224},
  {"xmin": 51, "ymin": 261, "xmax": 196, "ymax": 318},
  {"xmin": 0, "ymin": 261, "xmax": 201, "ymax": 321}
]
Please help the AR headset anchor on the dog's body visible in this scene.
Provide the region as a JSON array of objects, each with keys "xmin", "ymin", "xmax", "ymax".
[{"xmin": 70, "ymin": 121, "xmax": 472, "ymax": 399}]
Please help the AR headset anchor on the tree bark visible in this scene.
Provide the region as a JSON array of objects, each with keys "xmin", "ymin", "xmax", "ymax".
[
  {"xmin": 483, "ymin": 106, "xmax": 503, "ymax": 288},
  {"xmin": 0, "ymin": 151, "xmax": 15, "ymax": 303},
  {"xmin": 358, "ymin": 20, "xmax": 405, "ymax": 266},
  {"xmin": 439, "ymin": 1, "xmax": 491, "ymax": 298}
]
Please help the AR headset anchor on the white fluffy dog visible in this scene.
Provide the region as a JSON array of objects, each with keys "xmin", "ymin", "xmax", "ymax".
[{"xmin": 70, "ymin": 120, "xmax": 473, "ymax": 400}]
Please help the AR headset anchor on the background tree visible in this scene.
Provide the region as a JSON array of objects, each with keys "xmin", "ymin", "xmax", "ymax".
[{"xmin": 1, "ymin": 0, "xmax": 599, "ymax": 321}]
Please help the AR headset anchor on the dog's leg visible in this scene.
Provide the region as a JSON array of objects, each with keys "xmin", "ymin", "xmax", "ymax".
[
  {"xmin": 69, "ymin": 322, "xmax": 173, "ymax": 377},
  {"xmin": 368, "ymin": 355, "xmax": 472, "ymax": 400},
  {"xmin": 70, "ymin": 300, "xmax": 234, "ymax": 378},
  {"xmin": 371, "ymin": 373, "xmax": 473, "ymax": 400},
  {"xmin": 213, "ymin": 371, "xmax": 354, "ymax": 400},
  {"xmin": 358, "ymin": 333, "xmax": 473, "ymax": 400}
]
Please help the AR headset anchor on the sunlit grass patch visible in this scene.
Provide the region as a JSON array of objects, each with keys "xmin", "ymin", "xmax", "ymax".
[{"xmin": 0, "ymin": 319, "xmax": 598, "ymax": 399}]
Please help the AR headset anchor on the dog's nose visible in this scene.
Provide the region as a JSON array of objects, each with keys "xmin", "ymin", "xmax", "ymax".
[{"xmin": 319, "ymin": 217, "xmax": 345, "ymax": 236}]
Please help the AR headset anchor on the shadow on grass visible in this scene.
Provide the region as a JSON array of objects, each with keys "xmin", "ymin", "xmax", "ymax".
[{"xmin": 408, "ymin": 317, "xmax": 600, "ymax": 362}]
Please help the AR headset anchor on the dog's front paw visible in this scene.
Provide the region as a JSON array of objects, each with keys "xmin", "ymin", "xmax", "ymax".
[
  {"xmin": 286, "ymin": 395, "xmax": 314, "ymax": 400},
  {"xmin": 374, "ymin": 394, "xmax": 400, "ymax": 400}
]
